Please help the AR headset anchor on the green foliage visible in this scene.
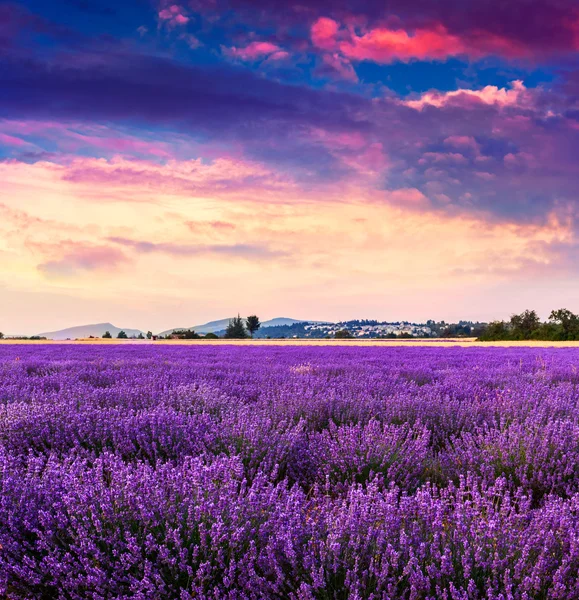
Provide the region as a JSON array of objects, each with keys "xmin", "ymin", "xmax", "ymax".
[
  {"xmin": 102, "ymin": 331, "xmax": 112, "ymax": 339},
  {"xmin": 245, "ymin": 315, "xmax": 261, "ymax": 338},
  {"xmin": 137, "ymin": 333, "xmax": 145, "ymax": 340},
  {"xmin": 334, "ymin": 329, "xmax": 352, "ymax": 339},
  {"xmin": 478, "ymin": 321, "xmax": 510, "ymax": 341},
  {"xmin": 204, "ymin": 332, "xmax": 219, "ymax": 339},
  {"xmin": 0, "ymin": 332, "xmax": 3, "ymax": 339},
  {"xmin": 479, "ymin": 308, "xmax": 579, "ymax": 341},
  {"xmin": 146, "ymin": 331, "xmax": 153, "ymax": 340},
  {"xmin": 549, "ymin": 308, "xmax": 579, "ymax": 340},
  {"xmin": 224, "ymin": 315, "xmax": 248, "ymax": 339},
  {"xmin": 509, "ymin": 309, "xmax": 541, "ymax": 339},
  {"xmin": 117, "ymin": 331, "xmax": 128, "ymax": 339},
  {"xmin": 171, "ymin": 329, "xmax": 200, "ymax": 340}
]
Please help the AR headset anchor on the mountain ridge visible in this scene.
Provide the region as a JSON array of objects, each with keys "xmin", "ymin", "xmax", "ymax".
[
  {"xmin": 158, "ymin": 317, "xmax": 317, "ymax": 336},
  {"xmin": 37, "ymin": 318, "xmax": 324, "ymax": 339},
  {"xmin": 38, "ymin": 322, "xmax": 145, "ymax": 341}
]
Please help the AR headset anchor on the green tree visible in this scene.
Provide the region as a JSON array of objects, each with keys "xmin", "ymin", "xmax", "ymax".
[
  {"xmin": 549, "ymin": 308, "xmax": 579, "ymax": 340},
  {"xmin": 172, "ymin": 329, "xmax": 200, "ymax": 339},
  {"xmin": 245, "ymin": 315, "xmax": 261, "ymax": 338},
  {"xmin": 117, "ymin": 330, "xmax": 128, "ymax": 339},
  {"xmin": 0, "ymin": 332, "xmax": 4, "ymax": 339},
  {"xmin": 204, "ymin": 332, "xmax": 219, "ymax": 339},
  {"xmin": 137, "ymin": 333, "xmax": 145, "ymax": 340},
  {"xmin": 146, "ymin": 331, "xmax": 153, "ymax": 340},
  {"xmin": 334, "ymin": 329, "xmax": 352, "ymax": 339},
  {"xmin": 478, "ymin": 321, "xmax": 508, "ymax": 341},
  {"xmin": 224, "ymin": 315, "xmax": 248, "ymax": 339},
  {"xmin": 102, "ymin": 331, "xmax": 112, "ymax": 339},
  {"xmin": 509, "ymin": 309, "xmax": 541, "ymax": 339}
]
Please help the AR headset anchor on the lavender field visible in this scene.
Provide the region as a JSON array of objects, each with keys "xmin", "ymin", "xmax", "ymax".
[{"xmin": 2, "ymin": 345, "xmax": 579, "ymax": 599}]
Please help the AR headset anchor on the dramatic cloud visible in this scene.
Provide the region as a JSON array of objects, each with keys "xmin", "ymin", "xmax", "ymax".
[
  {"xmin": 311, "ymin": 18, "xmax": 527, "ymax": 63},
  {"xmin": 2, "ymin": 0, "xmax": 579, "ymax": 329}
]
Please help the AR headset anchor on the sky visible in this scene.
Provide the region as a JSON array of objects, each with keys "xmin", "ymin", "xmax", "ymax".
[{"xmin": 2, "ymin": 0, "xmax": 579, "ymax": 334}]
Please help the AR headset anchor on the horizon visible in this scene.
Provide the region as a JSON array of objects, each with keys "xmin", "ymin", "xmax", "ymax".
[
  {"xmin": 3, "ymin": 0, "xmax": 579, "ymax": 332},
  {"xmin": 3, "ymin": 310, "xmax": 568, "ymax": 338}
]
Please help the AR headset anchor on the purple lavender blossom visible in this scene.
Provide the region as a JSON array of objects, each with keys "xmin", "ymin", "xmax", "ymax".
[{"xmin": 2, "ymin": 345, "xmax": 579, "ymax": 598}]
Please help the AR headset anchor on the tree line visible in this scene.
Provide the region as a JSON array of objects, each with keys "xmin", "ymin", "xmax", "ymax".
[
  {"xmin": 479, "ymin": 309, "xmax": 579, "ymax": 341},
  {"xmin": 156, "ymin": 315, "xmax": 261, "ymax": 340}
]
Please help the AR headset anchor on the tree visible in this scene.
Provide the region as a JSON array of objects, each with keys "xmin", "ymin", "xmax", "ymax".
[
  {"xmin": 509, "ymin": 309, "xmax": 541, "ymax": 339},
  {"xmin": 549, "ymin": 308, "xmax": 579, "ymax": 340},
  {"xmin": 102, "ymin": 331, "xmax": 112, "ymax": 339},
  {"xmin": 224, "ymin": 315, "xmax": 248, "ymax": 339},
  {"xmin": 117, "ymin": 330, "xmax": 128, "ymax": 339},
  {"xmin": 245, "ymin": 315, "xmax": 261, "ymax": 338},
  {"xmin": 334, "ymin": 329, "xmax": 352, "ymax": 339},
  {"xmin": 146, "ymin": 331, "xmax": 153, "ymax": 340},
  {"xmin": 478, "ymin": 321, "xmax": 508, "ymax": 341},
  {"xmin": 137, "ymin": 333, "xmax": 145, "ymax": 340},
  {"xmin": 204, "ymin": 332, "xmax": 219, "ymax": 339},
  {"xmin": 0, "ymin": 332, "xmax": 4, "ymax": 339},
  {"xmin": 171, "ymin": 329, "xmax": 200, "ymax": 340}
]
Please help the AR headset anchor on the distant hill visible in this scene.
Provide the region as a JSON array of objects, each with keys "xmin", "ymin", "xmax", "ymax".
[
  {"xmin": 158, "ymin": 317, "xmax": 314, "ymax": 337},
  {"xmin": 38, "ymin": 323, "xmax": 145, "ymax": 340}
]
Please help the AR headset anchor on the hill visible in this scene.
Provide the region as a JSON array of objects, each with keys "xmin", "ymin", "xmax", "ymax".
[
  {"xmin": 158, "ymin": 317, "xmax": 311, "ymax": 337},
  {"xmin": 38, "ymin": 323, "xmax": 145, "ymax": 340}
]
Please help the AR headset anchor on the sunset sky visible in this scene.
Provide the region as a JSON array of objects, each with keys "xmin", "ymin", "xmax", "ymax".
[{"xmin": 2, "ymin": 0, "xmax": 579, "ymax": 334}]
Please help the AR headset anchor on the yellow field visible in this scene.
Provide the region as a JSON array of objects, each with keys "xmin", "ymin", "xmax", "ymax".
[{"xmin": 3, "ymin": 338, "xmax": 579, "ymax": 347}]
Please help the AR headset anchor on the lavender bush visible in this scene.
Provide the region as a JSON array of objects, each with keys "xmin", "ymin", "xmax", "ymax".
[{"xmin": 2, "ymin": 345, "xmax": 579, "ymax": 598}]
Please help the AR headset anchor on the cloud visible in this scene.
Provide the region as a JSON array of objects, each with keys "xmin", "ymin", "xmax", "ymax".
[
  {"xmin": 402, "ymin": 81, "xmax": 530, "ymax": 110},
  {"xmin": 311, "ymin": 17, "xmax": 340, "ymax": 51},
  {"xmin": 108, "ymin": 237, "xmax": 286, "ymax": 260},
  {"xmin": 335, "ymin": 23, "xmax": 526, "ymax": 64},
  {"xmin": 36, "ymin": 243, "xmax": 129, "ymax": 277},
  {"xmin": 317, "ymin": 53, "xmax": 358, "ymax": 82},
  {"xmin": 158, "ymin": 4, "xmax": 189, "ymax": 27},
  {"xmin": 56, "ymin": 155, "xmax": 297, "ymax": 201},
  {"xmin": 223, "ymin": 41, "xmax": 288, "ymax": 61},
  {"xmin": 210, "ymin": 0, "xmax": 579, "ymax": 60}
]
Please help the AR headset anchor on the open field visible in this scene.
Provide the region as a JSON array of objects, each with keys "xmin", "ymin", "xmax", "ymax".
[
  {"xmin": 2, "ymin": 344, "xmax": 579, "ymax": 598},
  {"xmin": 5, "ymin": 337, "xmax": 579, "ymax": 347}
]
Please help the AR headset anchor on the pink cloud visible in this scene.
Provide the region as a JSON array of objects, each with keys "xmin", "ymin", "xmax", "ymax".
[
  {"xmin": 57, "ymin": 155, "xmax": 297, "ymax": 202},
  {"xmin": 0, "ymin": 119, "xmax": 188, "ymax": 159},
  {"xmin": 311, "ymin": 18, "xmax": 527, "ymax": 64},
  {"xmin": 0, "ymin": 132, "xmax": 35, "ymax": 148},
  {"xmin": 419, "ymin": 152, "xmax": 469, "ymax": 165},
  {"xmin": 223, "ymin": 41, "xmax": 287, "ymax": 61},
  {"xmin": 443, "ymin": 136, "xmax": 481, "ymax": 154},
  {"xmin": 311, "ymin": 17, "xmax": 340, "ymax": 51},
  {"xmin": 402, "ymin": 80, "xmax": 529, "ymax": 110},
  {"xmin": 158, "ymin": 4, "xmax": 189, "ymax": 27},
  {"xmin": 35, "ymin": 242, "xmax": 129, "ymax": 278},
  {"xmin": 319, "ymin": 53, "xmax": 358, "ymax": 82}
]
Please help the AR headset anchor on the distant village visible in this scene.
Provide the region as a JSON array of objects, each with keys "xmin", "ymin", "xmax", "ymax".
[{"xmin": 303, "ymin": 321, "xmax": 433, "ymax": 338}]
